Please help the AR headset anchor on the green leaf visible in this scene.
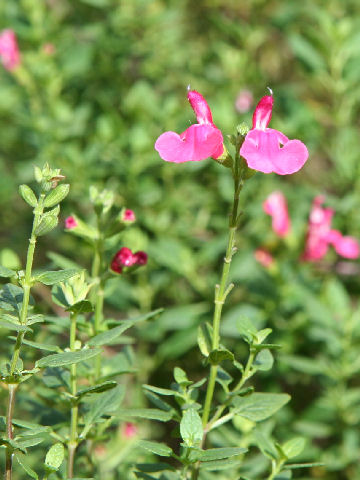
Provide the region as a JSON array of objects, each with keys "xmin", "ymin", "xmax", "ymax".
[
  {"xmin": 76, "ymin": 381, "xmax": 117, "ymax": 398},
  {"xmin": 138, "ymin": 440, "xmax": 173, "ymax": 457},
  {"xmin": 196, "ymin": 447, "xmax": 247, "ymax": 462},
  {"xmin": 200, "ymin": 457, "xmax": 243, "ymax": 471},
  {"xmin": 0, "ymin": 284, "xmax": 25, "ymax": 313},
  {"xmin": 45, "ymin": 443, "xmax": 64, "ymax": 471},
  {"xmin": 174, "ymin": 367, "xmax": 192, "ymax": 386},
  {"xmin": 237, "ymin": 317, "xmax": 257, "ymax": 342},
  {"xmin": 180, "ymin": 409, "xmax": 203, "ymax": 446},
  {"xmin": 35, "ymin": 269, "xmax": 80, "ymax": 286},
  {"xmin": 254, "ymin": 349, "xmax": 274, "ymax": 371},
  {"xmin": 87, "ymin": 321, "xmax": 133, "ymax": 346},
  {"xmin": 35, "ymin": 215, "xmax": 58, "ymax": 236},
  {"xmin": 15, "ymin": 453, "xmax": 39, "ymax": 479},
  {"xmin": 282, "ymin": 437, "xmax": 306, "ymax": 459},
  {"xmin": 254, "ymin": 428, "xmax": 278, "ymax": 460},
  {"xmin": 0, "ymin": 266, "xmax": 16, "ymax": 278},
  {"xmin": 119, "ymin": 408, "xmax": 173, "ymax": 422},
  {"xmin": 19, "ymin": 185, "xmax": 38, "ymax": 208},
  {"xmin": 232, "ymin": 393, "xmax": 290, "ymax": 422},
  {"xmin": 208, "ymin": 348, "xmax": 234, "ymax": 365},
  {"xmin": 0, "ymin": 318, "xmax": 29, "ymax": 332},
  {"xmin": 66, "ymin": 300, "xmax": 93, "ymax": 314},
  {"xmin": 36, "ymin": 348, "xmax": 101, "ymax": 368},
  {"xmin": 255, "ymin": 328, "xmax": 272, "ymax": 344},
  {"xmin": 285, "ymin": 462, "xmax": 324, "ymax": 470},
  {"xmin": 83, "ymin": 385, "xmax": 125, "ymax": 432},
  {"xmin": 143, "ymin": 384, "xmax": 179, "ymax": 397},
  {"xmin": 9, "ymin": 337, "xmax": 60, "ymax": 352},
  {"xmin": 197, "ymin": 322, "xmax": 213, "ymax": 357},
  {"xmin": 273, "ymin": 470, "xmax": 292, "ymax": 480},
  {"xmin": 43, "ymin": 184, "xmax": 70, "ymax": 208}
]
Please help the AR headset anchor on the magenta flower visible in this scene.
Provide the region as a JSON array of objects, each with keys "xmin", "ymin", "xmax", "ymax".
[
  {"xmin": 155, "ymin": 90, "xmax": 223, "ymax": 163},
  {"xmin": 65, "ymin": 216, "xmax": 78, "ymax": 230},
  {"xmin": 111, "ymin": 247, "xmax": 148, "ymax": 274},
  {"xmin": 0, "ymin": 29, "xmax": 20, "ymax": 71},
  {"xmin": 303, "ymin": 196, "xmax": 360, "ymax": 261},
  {"xmin": 263, "ymin": 191, "xmax": 290, "ymax": 237},
  {"xmin": 124, "ymin": 422, "xmax": 138, "ymax": 439},
  {"xmin": 240, "ymin": 94, "xmax": 308, "ymax": 175},
  {"xmin": 254, "ymin": 248, "xmax": 274, "ymax": 269}
]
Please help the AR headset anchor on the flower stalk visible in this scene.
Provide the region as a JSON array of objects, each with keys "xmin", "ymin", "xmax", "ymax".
[{"xmin": 68, "ymin": 312, "xmax": 79, "ymax": 478}]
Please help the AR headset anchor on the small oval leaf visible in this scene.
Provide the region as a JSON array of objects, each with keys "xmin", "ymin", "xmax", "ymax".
[
  {"xmin": 43, "ymin": 184, "xmax": 70, "ymax": 208},
  {"xmin": 19, "ymin": 185, "xmax": 37, "ymax": 208}
]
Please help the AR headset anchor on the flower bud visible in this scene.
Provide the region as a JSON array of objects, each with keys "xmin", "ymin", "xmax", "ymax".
[
  {"xmin": 121, "ymin": 208, "xmax": 136, "ymax": 223},
  {"xmin": 133, "ymin": 251, "xmax": 148, "ymax": 266},
  {"xmin": 124, "ymin": 422, "xmax": 138, "ymax": 439},
  {"xmin": 65, "ymin": 216, "xmax": 78, "ymax": 229}
]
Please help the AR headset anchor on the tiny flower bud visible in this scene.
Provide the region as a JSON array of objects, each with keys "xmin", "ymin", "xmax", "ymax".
[
  {"xmin": 254, "ymin": 248, "xmax": 274, "ymax": 268},
  {"xmin": 121, "ymin": 208, "xmax": 136, "ymax": 223},
  {"xmin": 124, "ymin": 422, "xmax": 138, "ymax": 438},
  {"xmin": 235, "ymin": 89, "xmax": 253, "ymax": 113},
  {"xmin": 65, "ymin": 216, "xmax": 78, "ymax": 229},
  {"xmin": 42, "ymin": 43, "xmax": 55, "ymax": 56},
  {"xmin": 117, "ymin": 247, "xmax": 136, "ymax": 267},
  {"xmin": 110, "ymin": 258, "xmax": 122, "ymax": 274},
  {"xmin": 133, "ymin": 251, "xmax": 148, "ymax": 266}
]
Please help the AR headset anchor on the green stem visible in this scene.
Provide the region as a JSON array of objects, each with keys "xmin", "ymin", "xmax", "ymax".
[
  {"xmin": 5, "ymin": 384, "xmax": 17, "ymax": 480},
  {"xmin": 68, "ymin": 313, "xmax": 78, "ymax": 479},
  {"xmin": 10, "ymin": 193, "xmax": 45, "ymax": 374},
  {"xmin": 94, "ymin": 285, "xmax": 104, "ymax": 380},
  {"xmin": 201, "ymin": 176, "xmax": 242, "ymax": 429}
]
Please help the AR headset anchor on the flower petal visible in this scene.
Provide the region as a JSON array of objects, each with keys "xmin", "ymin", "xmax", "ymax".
[
  {"xmin": 252, "ymin": 95, "xmax": 273, "ymax": 130},
  {"xmin": 155, "ymin": 124, "xmax": 223, "ymax": 163},
  {"xmin": 187, "ymin": 90, "xmax": 214, "ymax": 124}
]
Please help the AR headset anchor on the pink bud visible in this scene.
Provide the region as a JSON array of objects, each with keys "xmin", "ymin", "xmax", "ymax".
[
  {"xmin": 235, "ymin": 89, "xmax": 253, "ymax": 113},
  {"xmin": 133, "ymin": 251, "xmax": 148, "ymax": 266},
  {"xmin": 110, "ymin": 258, "xmax": 122, "ymax": 274},
  {"xmin": 254, "ymin": 248, "xmax": 274, "ymax": 268},
  {"xmin": 187, "ymin": 90, "xmax": 213, "ymax": 125},
  {"xmin": 42, "ymin": 43, "xmax": 55, "ymax": 56},
  {"xmin": 124, "ymin": 422, "xmax": 138, "ymax": 438},
  {"xmin": 65, "ymin": 216, "xmax": 78, "ymax": 229},
  {"xmin": 263, "ymin": 191, "xmax": 290, "ymax": 237},
  {"xmin": 116, "ymin": 247, "xmax": 136, "ymax": 267},
  {"xmin": 122, "ymin": 209, "xmax": 136, "ymax": 223},
  {"xmin": 252, "ymin": 95, "xmax": 273, "ymax": 130},
  {"xmin": 0, "ymin": 29, "xmax": 20, "ymax": 71}
]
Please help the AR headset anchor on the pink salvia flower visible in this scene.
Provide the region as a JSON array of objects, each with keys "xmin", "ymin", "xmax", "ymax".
[
  {"xmin": 263, "ymin": 191, "xmax": 290, "ymax": 237},
  {"xmin": 240, "ymin": 94, "xmax": 309, "ymax": 175},
  {"xmin": 133, "ymin": 251, "xmax": 148, "ymax": 265},
  {"xmin": 155, "ymin": 90, "xmax": 223, "ymax": 163},
  {"xmin": 0, "ymin": 29, "xmax": 20, "ymax": 71},
  {"xmin": 110, "ymin": 247, "xmax": 148, "ymax": 274},
  {"xmin": 65, "ymin": 216, "xmax": 78, "ymax": 229},
  {"xmin": 254, "ymin": 248, "xmax": 274, "ymax": 269},
  {"xmin": 303, "ymin": 196, "xmax": 334, "ymax": 261},
  {"xmin": 124, "ymin": 422, "xmax": 138, "ymax": 439},
  {"xmin": 331, "ymin": 234, "xmax": 360, "ymax": 259}
]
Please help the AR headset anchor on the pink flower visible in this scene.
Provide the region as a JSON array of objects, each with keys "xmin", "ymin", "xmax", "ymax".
[
  {"xmin": 254, "ymin": 248, "xmax": 274, "ymax": 268},
  {"xmin": 303, "ymin": 196, "xmax": 334, "ymax": 261},
  {"xmin": 330, "ymin": 232, "xmax": 360, "ymax": 259},
  {"xmin": 121, "ymin": 209, "xmax": 136, "ymax": 223},
  {"xmin": 42, "ymin": 43, "xmax": 56, "ymax": 56},
  {"xmin": 110, "ymin": 247, "xmax": 148, "ymax": 274},
  {"xmin": 65, "ymin": 216, "xmax": 78, "ymax": 229},
  {"xmin": 240, "ymin": 94, "xmax": 309, "ymax": 175},
  {"xmin": 155, "ymin": 90, "xmax": 223, "ymax": 163},
  {"xmin": 124, "ymin": 422, "xmax": 138, "ymax": 438},
  {"xmin": 263, "ymin": 191, "xmax": 290, "ymax": 237},
  {"xmin": 0, "ymin": 29, "xmax": 20, "ymax": 71},
  {"xmin": 235, "ymin": 89, "xmax": 253, "ymax": 113}
]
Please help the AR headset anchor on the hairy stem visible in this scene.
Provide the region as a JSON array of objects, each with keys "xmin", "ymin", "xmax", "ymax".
[{"xmin": 5, "ymin": 384, "xmax": 17, "ymax": 480}]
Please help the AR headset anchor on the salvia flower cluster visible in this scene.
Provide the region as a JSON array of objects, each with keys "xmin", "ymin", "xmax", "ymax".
[{"xmin": 259, "ymin": 191, "xmax": 359, "ymax": 264}]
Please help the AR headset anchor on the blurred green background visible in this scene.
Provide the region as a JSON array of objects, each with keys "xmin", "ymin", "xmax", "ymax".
[{"xmin": 1, "ymin": 0, "xmax": 360, "ymax": 478}]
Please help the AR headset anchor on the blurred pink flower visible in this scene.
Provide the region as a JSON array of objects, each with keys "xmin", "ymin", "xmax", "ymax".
[
  {"xmin": 303, "ymin": 196, "xmax": 334, "ymax": 261},
  {"xmin": 65, "ymin": 216, "xmax": 78, "ymax": 229},
  {"xmin": 0, "ymin": 29, "xmax": 20, "ymax": 71},
  {"xmin": 42, "ymin": 43, "xmax": 56, "ymax": 56},
  {"xmin": 235, "ymin": 89, "xmax": 253, "ymax": 113},
  {"xmin": 124, "ymin": 422, "xmax": 138, "ymax": 438},
  {"xmin": 303, "ymin": 196, "xmax": 359, "ymax": 261},
  {"xmin": 133, "ymin": 251, "xmax": 148, "ymax": 265},
  {"xmin": 263, "ymin": 191, "xmax": 290, "ymax": 237},
  {"xmin": 155, "ymin": 89, "xmax": 223, "ymax": 163},
  {"xmin": 240, "ymin": 94, "xmax": 309, "ymax": 175},
  {"xmin": 254, "ymin": 248, "xmax": 274, "ymax": 268},
  {"xmin": 331, "ymin": 233, "xmax": 360, "ymax": 259}
]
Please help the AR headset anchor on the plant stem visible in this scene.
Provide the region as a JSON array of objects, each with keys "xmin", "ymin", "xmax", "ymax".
[
  {"xmin": 5, "ymin": 384, "xmax": 17, "ymax": 480},
  {"xmin": 68, "ymin": 313, "xmax": 78, "ymax": 479},
  {"xmin": 5, "ymin": 193, "xmax": 45, "ymax": 480},
  {"xmin": 201, "ymin": 174, "xmax": 242, "ymax": 429},
  {"xmin": 10, "ymin": 193, "xmax": 45, "ymax": 374}
]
